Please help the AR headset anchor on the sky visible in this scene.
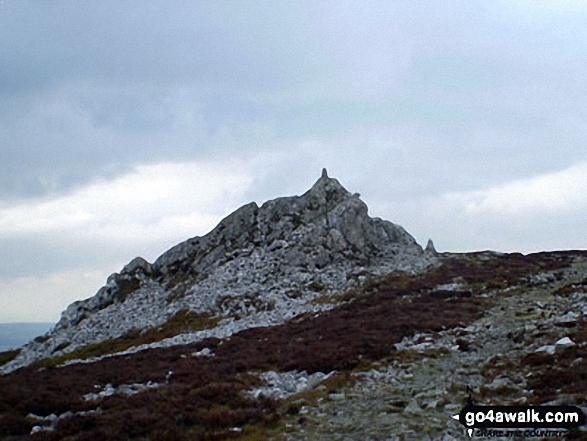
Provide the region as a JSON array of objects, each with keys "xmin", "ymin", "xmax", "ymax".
[{"xmin": 1, "ymin": 0, "xmax": 587, "ymax": 322}]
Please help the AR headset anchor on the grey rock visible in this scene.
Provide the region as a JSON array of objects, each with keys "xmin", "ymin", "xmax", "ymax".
[
  {"xmin": 404, "ymin": 399, "xmax": 422, "ymax": 414},
  {"xmin": 425, "ymin": 239, "xmax": 438, "ymax": 255},
  {"xmin": 249, "ymin": 370, "xmax": 333, "ymax": 400},
  {"xmin": 31, "ymin": 426, "xmax": 44, "ymax": 435},
  {"xmin": 2, "ymin": 172, "xmax": 434, "ymax": 373},
  {"xmin": 193, "ymin": 347, "xmax": 214, "ymax": 357},
  {"xmin": 121, "ymin": 257, "xmax": 152, "ymax": 276}
]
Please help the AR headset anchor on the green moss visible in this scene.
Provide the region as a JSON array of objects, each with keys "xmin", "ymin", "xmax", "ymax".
[
  {"xmin": 238, "ymin": 420, "xmax": 285, "ymax": 441},
  {"xmin": 116, "ymin": 277, "xmax": 141, "ymax": 302},
  {"xmin": 36, "ymin": 309, "xmax": 221, "ymax": 367},
  {"xmin": 0, "ymin": 348, "xmax": 21, "ymax": 367},
  {"xmin": 53, "ymin": 341, "xmax": 71, "ymax": 352},
  {"xmin": 363, "ymin": 272, "xmax": 414, "ymax": 292},
  {"xmin": 307, "ymin": 281, "xmax": 325, "ymax": 292},
  {"xmin": 350, "ymin": 358, "xmax": 377, "ymax": 372},
  {"xmin": 160, "ymin": 308, "xmax": 221, "ymax": 335},
  {"xmin": 36, "ymin": 334, "xmax": 143, "ymax": 367},
  {"xmin": 34, "ymin": 334, "xmax": 50, "ymax": 343},
  {"xmin": 309, "ymin": 292, "xmax": 346, "ymax": 305}
]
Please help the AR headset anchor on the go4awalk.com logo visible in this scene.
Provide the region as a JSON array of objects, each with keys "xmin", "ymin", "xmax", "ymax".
[{"xmin": 452, "ymin": 404, "xmax": 586, "ymax": 438}]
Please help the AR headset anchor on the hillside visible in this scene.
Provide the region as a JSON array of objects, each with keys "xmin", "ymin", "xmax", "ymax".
[{"xmin": 0, "ymin": 171, "xmax": 586, "ymax": 440}]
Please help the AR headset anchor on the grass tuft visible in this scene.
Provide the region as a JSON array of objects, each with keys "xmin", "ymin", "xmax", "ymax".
[
  {"xmin": 36, "ymin": 309, "xmax": 221, "ymax": 367},
  {"xmin": 0, "ymin": 348, "xmax": 21, "ymax": 367}
]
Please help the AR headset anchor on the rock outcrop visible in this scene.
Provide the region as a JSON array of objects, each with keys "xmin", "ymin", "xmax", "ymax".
[
  {"xmin": 425, "ymin": 238, "xmax": 438, "ymax": 255},
  {"xmin": 2, "ymin": 171, "xmax": 434, "ymax": 372},
  {"xmin": 3, "ymin": 199, "xmax": 587, "ymax": 441}
]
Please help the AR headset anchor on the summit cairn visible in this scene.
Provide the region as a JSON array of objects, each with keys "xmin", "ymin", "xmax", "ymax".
[
  {"xmin": 3, "ymin": 171, "xmax": 435, "ymax": 372},
  {"xmin": 425, "ymin": 238, "xmax": 438, "ymax": 255}
]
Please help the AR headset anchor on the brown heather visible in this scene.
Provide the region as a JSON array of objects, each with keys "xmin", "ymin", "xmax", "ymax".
[{"xmin": 1, "ymin": 252, "xmax": 586, "ymax": 440}]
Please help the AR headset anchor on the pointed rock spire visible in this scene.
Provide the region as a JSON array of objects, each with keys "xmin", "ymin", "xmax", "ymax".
[
  {"xmin": 304, "ymin": 168, "xmax": 350, "ymax": 209},
  {"xmin": 4, "ymin": 169, "xmax": 434, "ymax": 375},
  {"xmin": 425, "ymin": 239, "xmax": 438, "ymax": 255}
]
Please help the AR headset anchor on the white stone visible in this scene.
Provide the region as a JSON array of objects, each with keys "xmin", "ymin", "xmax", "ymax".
[
  {"xmin": 193, "ymin": 347, "xmax": 214, "ymax": 357},
  {"xmin": 535, "ymin": 345, "xmax": 555, "ymax": 355},
  {"xmin": 555, "ymin": 336, "xmax": 576, "ymax": 349}
]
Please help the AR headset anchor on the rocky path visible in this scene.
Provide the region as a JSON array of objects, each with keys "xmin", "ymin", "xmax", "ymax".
[{"xmin": 276, "ymin": 257, "xmax": 587, "ymax": 440}]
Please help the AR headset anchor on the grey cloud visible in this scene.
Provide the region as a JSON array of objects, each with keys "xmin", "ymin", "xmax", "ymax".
[
  {"xmin": 0, "ymin": 2, "xmax": 321, "ymax": 92},
  {"xmin": 5, "ymin": 0, "xmax": 587, "ymax": 322},
  {"xmin": 0, "ymin": 238, "xmax": 90, "ymax": 278},
  {"xmin": 2, "ymin": 0, "xmax": 587, "ymax": 205},
  {"xmin": 0, "ymin": 1, "xmax": 329, "ymax": 200}
]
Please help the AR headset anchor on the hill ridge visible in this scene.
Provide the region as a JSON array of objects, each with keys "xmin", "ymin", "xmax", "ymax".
[{"xmin": 1, "ymin": 171, "xmax": 434, "ymax": 373}]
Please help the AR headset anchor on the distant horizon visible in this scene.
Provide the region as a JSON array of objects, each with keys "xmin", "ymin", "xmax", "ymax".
[
  {"xmin": 0, "ymin": 322, "xmax": 54, "ymax": 352},
  {"xmin": 3, "ymin": 1, "xmax": 587, "ymax": 322}
]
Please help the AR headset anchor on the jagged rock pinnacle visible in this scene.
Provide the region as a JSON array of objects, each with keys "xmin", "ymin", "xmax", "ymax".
[
  {"xmin": 425, "ymin": 239, "xmax": 438, "ymax": 255},
  {"xmin": 304, "ymin": 169, "xmax": 349, "ymax": 207},
  {"xmin": 2, "ymin": 172, "xmax": 436, "ymax": 373}
]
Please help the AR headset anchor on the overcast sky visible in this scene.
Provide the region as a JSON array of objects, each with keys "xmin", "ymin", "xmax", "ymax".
[{"xmin": 2, "ymin": 0, "xmax": 587, "ymax": 322}]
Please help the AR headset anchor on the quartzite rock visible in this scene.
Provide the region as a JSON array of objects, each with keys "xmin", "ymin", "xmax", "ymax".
[{"xmin": 2, "ymin": 171, "xmax": 434, "ymax": 373}]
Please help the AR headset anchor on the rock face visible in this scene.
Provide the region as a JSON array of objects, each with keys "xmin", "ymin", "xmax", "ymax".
[{"xmin": 2, "ymin": 172, "xmax": 434, "ymax": 372}]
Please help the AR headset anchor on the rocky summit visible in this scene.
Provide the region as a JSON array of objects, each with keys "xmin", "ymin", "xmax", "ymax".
[
  {"xmin": 1, "ymin": 171, "xmax": 433, "ymax": 374},
  {"xmin": 1, "ymin": 172, "xmax": 586, "ymax": 441}
]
